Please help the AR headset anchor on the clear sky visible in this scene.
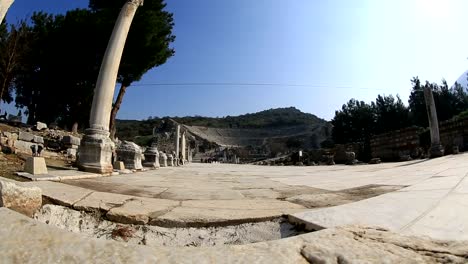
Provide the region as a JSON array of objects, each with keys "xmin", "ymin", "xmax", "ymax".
[{"xmin": 5, "ymin": 0, "xmax": 468, "ymax": 121}]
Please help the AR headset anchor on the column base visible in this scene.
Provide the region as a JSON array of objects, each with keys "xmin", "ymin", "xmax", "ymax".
[
  {"xmin": 429, "ymin": 144, "xmax": 445, "ymax": 158},
  {"xmin": 77, "ymin": 128, "xmax": 114, "ymax": 174}
]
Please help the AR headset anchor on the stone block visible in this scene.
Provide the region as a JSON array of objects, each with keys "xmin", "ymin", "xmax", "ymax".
[
  {"xmin": 62, "ymin": 135, "xmax": 80, "ymax": 146},
  {"xmin": 77, "ymin": 131, "xmax": 114, "ymax": 174},
  {"xmin": 24, "ymin": 157, "xmax": 48, "ymax": 175},
  {"xmin": 18, "ymin": 132, "xmax": 34, "ymax": 142},
  {"xmin": 159, "ymin": 152, "xmax": 168, "ymax": 167},
  {"xmin": 14, "ymin": 140, "xmax": 42, "ymax": 155},
  {"xmin": 35, "ymin": 122, "xmax": 47, "ymax": 131},
  {"xmin": 0, "ymin": 180, "xmax": 42, "ymax": 217},
  {"xmin": 116, "ymin": 141, "xmax": 143, "ymax": 170},
  {"xmin": 33, "ymin": 135, "xmax": 44, "ymax": 144},
  {"xmin": 66, "ymin": 148, "xmax": 77, "ymax": 158},
  {"xmin": 167, "ymin": 154, "xmax": 174, "ymax": 166},
  {"xmin": 143, "ymin": 146, "xmax": 160, "ymax": 168},
  {"xmin": 3, "ymin": 131, "xmax": 18, "ymax": 141},
  {"xmin": 113, "ymin": 161, "xmax": 125, "ymax": 170}
]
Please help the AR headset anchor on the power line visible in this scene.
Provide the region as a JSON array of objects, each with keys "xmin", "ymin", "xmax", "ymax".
[{"xmin": 130, "ymin": 82, "xmax": 387, "ymax": 90}]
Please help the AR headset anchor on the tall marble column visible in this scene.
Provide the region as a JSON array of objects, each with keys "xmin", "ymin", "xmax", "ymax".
[
  {"xmin": 423, "ymin": 86, "xmax": 444, "ymax": 158},
  {"xmin": 181, "ymin": 131, "xmax": 186, "ymax": 165},
  {"xmin": 175, "ymin": 125, "xmax": 180, "ymax": 165},
  {"xmin": 78, "ymin": 0, "xmax": 143, "ymax": 173},
  {"xmin": 0, "ymin": 0, "xmax": 14, "ymax": 23}
]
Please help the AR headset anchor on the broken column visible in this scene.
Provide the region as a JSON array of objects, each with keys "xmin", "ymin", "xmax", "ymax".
[
  {"xmin": 167, "ymin": 154, "xmax": 174, "ymax": 166},
  {"xmin": 159, "ymin": 152, "xmax": 168, "ymax": 167},
  {"xmin": 423, "ymin": 86, "xmax": 444, "ymax": 158},
  {"xmin": 116, "ymin": 141, "xmax": 143, "ymax": 170},
  {"xmin": 77, "ymin": 0, "xmax": 144, "ymax": 173},
  {"xmin": 143, "ymin": 145, "xmax": 160, "ymax": 168},
  {"xmin": 175, "ymin": 125, "xmax": 180, "ymax": 165}
]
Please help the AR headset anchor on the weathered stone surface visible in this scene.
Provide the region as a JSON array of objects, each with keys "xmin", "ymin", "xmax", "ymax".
[
  {"xmin": 153, "ymin": 200, "xmax": 304, "ymax": 227},
  {"xmin": 24, "ymin": 157, "xmax": 48, "ymax": 175},
  {"xmin": 35, "ymin": 121, "xmax": 47, "ymax": 131},
  {"xmin": 2, "ymin": 209, "xmax": 468, "ymax": 264},
  {"xmin": 113, "ymin": 161, "xmax": 125, "ymax": 170},
  {"xmin": 116, "ymin": 141, "xmax": 143, "ymax": 170},
  {"xmin": 167, "ymin": 154, "xmax": 174, "ymax": 166},
  {"xmin": 36, "ymin": 205, "xmax": 299, "ymax": 247},
  {"xmin": 159, "ymin": 152, "xmax": 167, "ymax": 167},
  {"xmin": 143, "ymin": 146, "xmax": 160, "ymax": 168},
  {"xmin": 67, "ymin": 148, "xmax": 77, "ymax": 158},
  {"xmin": 77, "ymin": 131, "xmax": 114, "ymax": 174},
  {"xmin": 33, "ymin": 135, "xmax": 44, "ymax": 144},
  {"xmin": 18, "ymin": 131, "xmax": 34, "ymax": 142},
  {"xmin": 181, "ymin": 199, "xmax": 304, "ymax": 210},
  {"xmin": 159, "ymin": 188, "xmax": 245, "ymax": 200},
  {"xmin": 299, "ymin": 226, "xmax": 468, "ymax": 264},
  {"xmin": 286, "ymin": 193, "xmax": 353, "ymax": 208},
  {"xmin": 73, "ymin": 191, "xmax": 135, "ymax": 212},
  {"xmin": 345, "ymin": 151, "xmax": 356, "ymax": 165},
  {"xmin": 107, "ymin": 198, "xmax": 179, "ymax": 225},
  {"xmin": 62, "ymin": 135, "xmax": 81, "ymax": 146},
  {"xmin": 153, "ymin": 207, "xmax": 298, "ymax": 227},
  {"xmin": 26, "ymin": 181, "xmax": 92, "ymax": 207},
  {"xmin": 0, "ymin": 180, "xmax": 42, "ymax": 217}
]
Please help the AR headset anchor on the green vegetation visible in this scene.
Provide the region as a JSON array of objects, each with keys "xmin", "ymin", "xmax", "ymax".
[
  {"xmin": 0, "ymin": 1, "xmax": 175, "ymax": 133},
  {"xmin": 116, "ymin": 107, "xmax": 327, "ymax": 141},
  {"xmin": 173, "ymin": 107, "xmax": 325, "ymax": 128},
  {"xmin": 331, "ymin": 77, "xmax": 468, "ymax": 160}
]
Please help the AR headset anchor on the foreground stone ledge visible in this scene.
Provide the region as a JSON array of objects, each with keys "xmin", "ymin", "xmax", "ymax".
[
  {"xmin": 0, "ymin": 180, "xmax": 42, "ymax": 217},
  {"xmin": 1, "ymin": 208, "xmax": 467, "ymax": 264}
]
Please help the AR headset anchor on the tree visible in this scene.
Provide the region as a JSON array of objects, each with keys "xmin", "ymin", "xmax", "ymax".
[
  {"xmin": 13, "ymin": 11, "xmax": 103, "ymax": 128},
  {"xmin": 408, "ymin": 77, "xmax": 468, "ymax": 127},
  {"xmin": 90, "ymin": 0, "xmax": 175, "ymax": 139},
  {"xmin": 372, "ymin": 94, "xmax": 410, "ymax": 134},
  {"xmin": 408, "ymin": 77, "xmax": 428, "ymax": 127},
  {"xmin": 331, "ymin": 99, "xmax": 375, "ymax": 144},
  {"xmin": 0, "ymin": 20, "xmax": 29, "ymax": 109}
]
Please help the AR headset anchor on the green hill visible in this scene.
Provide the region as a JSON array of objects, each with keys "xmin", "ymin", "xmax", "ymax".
[{"xmin": 116, "ymin": 107, "xmax": 328, "ymax": 142}]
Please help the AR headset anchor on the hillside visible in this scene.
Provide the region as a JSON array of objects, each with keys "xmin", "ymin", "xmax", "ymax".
[{"xmin": 116, "ymin": 107, "xmax": 328, "ymax": 141}]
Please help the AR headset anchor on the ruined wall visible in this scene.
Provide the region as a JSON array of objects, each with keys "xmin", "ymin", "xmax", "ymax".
[
  {"xmin": 370, "ymin": 126, "xmax": 424, "ymax": 161},
  {"xmin": 439, "ymin": 117, "xmax": 468, "ymax": 154}
]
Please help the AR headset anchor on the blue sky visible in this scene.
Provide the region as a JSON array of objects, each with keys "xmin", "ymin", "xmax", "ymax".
[{"xmin": 5, "ymin": 0, "xmax": 468, "ymax": 120}]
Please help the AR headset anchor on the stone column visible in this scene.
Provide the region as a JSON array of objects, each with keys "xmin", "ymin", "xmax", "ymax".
[
  {"xmin": 0, "ymin": 0, "xmax": 14, "ymax": 23},
  {"xmin": 78, "ymin": 0, "xmax": 143, "ymax": 173},
  {"xmin": 175, "ymin": 125, "xmax": 180, "ymax": 165},
  {"xmin": 181, "ymin": 131, "xmax": 186, "ymax": 165},
  {"xmin": 423, "ymin": 86, "xmax": 444, "ymax": 158}
]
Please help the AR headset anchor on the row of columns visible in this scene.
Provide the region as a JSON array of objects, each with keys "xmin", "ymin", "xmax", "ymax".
[{"xmin": 174, "ymin": 125, "xmax": 190, "ymax": 165}]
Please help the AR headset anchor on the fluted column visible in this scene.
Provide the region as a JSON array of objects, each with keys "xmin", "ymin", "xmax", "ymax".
[{"xmin": 78, "ymin": 0, "xmax": 144, "ymax": 173}]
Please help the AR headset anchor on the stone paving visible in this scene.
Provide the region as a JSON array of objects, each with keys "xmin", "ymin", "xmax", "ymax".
[
  {"xmin": 2, "ymin": 208, "xmax": 467, "ymax": 263},
  {"xmin": 19, "ymin": 153, "xmax": 468, "ymax": 237}
]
